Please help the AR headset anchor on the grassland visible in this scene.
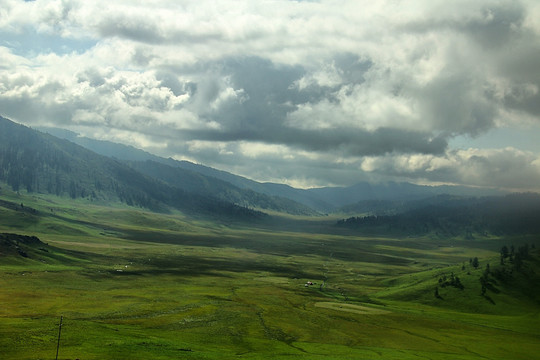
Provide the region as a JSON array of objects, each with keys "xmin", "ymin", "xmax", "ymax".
[{"xmin": 1, "ymin": 187, "xmax": 539, "ymax": 359}]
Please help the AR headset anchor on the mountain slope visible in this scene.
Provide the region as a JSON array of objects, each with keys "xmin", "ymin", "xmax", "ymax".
[
  {"xmin": 40, "ymin": 126, "xmax": 507, "ymax": 212},
  {"xmin": 337, "ymin": 193, "xmax": 540, "ymax": 237},
  {"xmin": 127, "ymin": 160, "xmax": 318, "ymax": 215},
  {"xmin": 38, "ymin": 127, "xmax": 321, "ymax": 214},
  {"xmin": 308, "ymin": 181, "xmax": 506, "ymax": 211},
  {"xmin": 0, "ymin": 116, "xmax": 262, "ymax": 219}
]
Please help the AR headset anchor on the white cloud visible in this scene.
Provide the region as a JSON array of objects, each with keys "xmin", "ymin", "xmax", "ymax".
[
  {"xmin": 1, "ymin": 0, "xmax": 539, "ymax": 190},
  {"xmin": 359, "ymin": 147, "xmax": 540, "ymax": 191},
  {"xmin": 294, "ymin": 61, "xmax": 343, "ymax": 90}
]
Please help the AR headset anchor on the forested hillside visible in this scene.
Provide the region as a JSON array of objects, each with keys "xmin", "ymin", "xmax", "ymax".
[
  {"xmin": 0, "ymin": 116, "xmax": 261, "ymax": 218},
  {"xmin": 41, "ymin": 125, "xmax": 508, "ymax": 213},
  {"xmin": 337, "ymin": 193, "xmax": 540, "ymax": 237},
  {"xmin": 127, "ymin": 160, "xmax": 318, "ymax": 215}
]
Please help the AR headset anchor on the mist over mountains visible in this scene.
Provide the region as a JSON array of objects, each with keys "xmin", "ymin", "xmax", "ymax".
[
  {"xmin": 2, "ymin": 115, "xmax": 539, "ymax": 236},
  {"xmin": 0, "ymin": 116, "xmax": 264, "ymax": 218},
  {"xmin": 36, "ymin": 123, "xmax": 506, "ymax": 212}
]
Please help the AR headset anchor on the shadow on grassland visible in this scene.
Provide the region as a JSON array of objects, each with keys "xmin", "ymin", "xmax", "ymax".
[
  {"xmin": 95, "ymin": 253, "xmax": 322, "ymax": 280},
  {"xmin": 120, "ymin": 229, "xmax": 413, "ymax": 266}
]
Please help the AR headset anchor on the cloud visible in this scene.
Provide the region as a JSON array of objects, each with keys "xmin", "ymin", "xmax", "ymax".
[
  {"xmin": 360, "ymin": 147, "xmax": 540, "ymax": 191},
  {"xmin": 0, "ymin": 0, "xmax": 539, "ymax": 190}
]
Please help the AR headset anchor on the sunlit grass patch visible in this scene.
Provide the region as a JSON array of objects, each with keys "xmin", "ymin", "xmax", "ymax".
[{"xmin": 1, "ymin": 189, "xmax": 540, "ymax": 359}]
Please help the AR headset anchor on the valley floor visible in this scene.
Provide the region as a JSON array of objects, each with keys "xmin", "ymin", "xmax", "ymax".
[{"xmin": 1, "ymin": 191, "xmax": 539, "ymax": 359}]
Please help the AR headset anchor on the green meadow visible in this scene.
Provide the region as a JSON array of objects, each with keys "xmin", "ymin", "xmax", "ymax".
[{"xmin": 1, "ymin": 189, "xmax": 539, "ymax": 359}]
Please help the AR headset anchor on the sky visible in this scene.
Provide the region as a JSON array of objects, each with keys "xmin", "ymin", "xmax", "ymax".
[{"xmin": 1, "ymin": 0, "xmax": 540, "ymax": 190}]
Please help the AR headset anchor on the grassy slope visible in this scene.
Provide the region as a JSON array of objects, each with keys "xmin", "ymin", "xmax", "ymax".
[{"xmin": 1, "ymin": 188, "xmax": 539, "ymax": 360}]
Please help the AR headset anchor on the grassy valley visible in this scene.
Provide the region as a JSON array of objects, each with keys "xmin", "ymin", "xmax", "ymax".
[
  {"xmin": 1, "ymin": 186, "xmax": 539, "ymax": 359},
  {"xmin": 3, "ymin": 1, "xmax": 540, "ymax": 359},
  {"xmin": 1, "ymin": 116, "xmax": 539, "ymax": 359}
]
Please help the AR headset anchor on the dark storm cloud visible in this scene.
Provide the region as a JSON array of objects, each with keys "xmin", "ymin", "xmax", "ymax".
[
  {"xmin": 401, "ymin": 1, "xmax": 540, "ymax": 122},
  {"xmin": 215, "ymin": 57, "xmax": 305, "ymax": 129},
  {"xmin": 97, "ymin": 16, "xmax": 164, "ymax": 44},
  {"xmin": 185, "ymin": 126, "xmax": 447, "ymax": 157},
  {"xmin": 97, "ymin": 20, "xmax": 222, "ymax": 45},
  {"xmin": 333, "ymin": 53, "xmax": 372, "ymax": 85},
  {"xmin": 155, "ymin": 71, "xmax": 189, "ymax": 97},
  {"xmin": 172, "ymin": 56, "xmax": 447, "ymax": 157},
  {"xmin": 277, "ymin": 127, "xmax": 447, "ymax": 156},
  {"xmin": 464, "ymin": 4, "xmax": 525, "ymax": 48},
  {"xmin": 499, "ymin": 44, "xmax": 540, "ymax": 117},
  {"xmin": 415, "ymin": 72, "xmax": 499, "ymax": 136}
]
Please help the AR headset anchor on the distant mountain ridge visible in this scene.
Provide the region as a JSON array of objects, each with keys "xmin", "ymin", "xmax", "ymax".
[
  {"xmin": 38, "ymin": 126, "xmax": 506, "ymax": 212},
  {"xmin": 0, "ymin": 117, "xmax": 316, "ymax": 216},
  {"xmin": 126, "ymin": 159, "xmax": 318, "ymax": 215},
  {"xmin": 337, "ymin": 193, "xmax": 540, "ymax": 237},
  {"xmin": 0, "ymin": 116, "xmax": 270, "ymax": 218},
  {"xmin": 37, "ymin": 127, "xmax": 330, "ymax": 210}
]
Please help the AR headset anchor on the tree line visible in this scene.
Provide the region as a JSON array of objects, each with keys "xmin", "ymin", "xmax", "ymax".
[
  {"xmin": 337, "ymin": 194, "xmax": 540, "ymax": 236},
  {"xmin": 434, "ymin": 243, "xmax": 537, "ymax": 304}
]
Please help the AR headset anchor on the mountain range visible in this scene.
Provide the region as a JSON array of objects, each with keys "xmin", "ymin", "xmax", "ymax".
[
  {"xmin": 0, "ymin": 116, "xmax": 264, "ymax": 218},
  {"xmin": 0, "ymin": 115, "xmax": 522, "ymax": 222},
  {"xmin": 37, "ymin": 124, "xmax": 505, "ymax": 211}
]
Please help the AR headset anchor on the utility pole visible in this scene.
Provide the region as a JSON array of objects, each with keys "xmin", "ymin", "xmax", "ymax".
[{"xmin": 55, "ymin": 316, "xmax": 63, "ymax": 360}]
